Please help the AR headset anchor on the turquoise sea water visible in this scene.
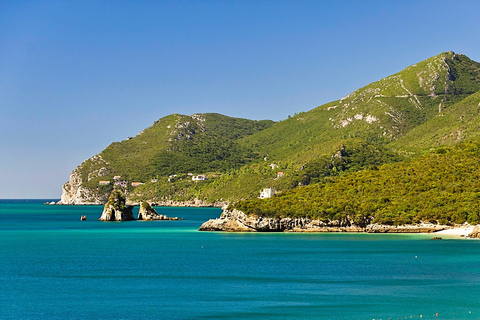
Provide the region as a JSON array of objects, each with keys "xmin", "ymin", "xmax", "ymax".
[{"xmin": 1, "ymin": 200, "xmax": 480, "ymax": 320}]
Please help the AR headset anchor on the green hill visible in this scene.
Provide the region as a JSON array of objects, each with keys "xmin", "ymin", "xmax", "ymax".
[
  {"xmin": 60, "ymin": 113, "xmax": 274, "ymax": 204},
  {"xmin": 97, "ymin": 113, "xmax": 274, "ymax": 183},
  {"xmin": 240, "ymin": 52, "xmax": 480, "ymax": 161},
  {"xmin": 60, "ymin": 51, "xmax": 480, "ymax": 206}
]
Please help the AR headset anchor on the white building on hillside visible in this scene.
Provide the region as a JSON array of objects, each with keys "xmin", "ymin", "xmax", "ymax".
[
  {"xmin": 192, "ymin": 175, "xmax": 206, "ymax": 181},
  {"xmin": 259, "ymin": 188, "xmax": 275, "ymax": 199}
]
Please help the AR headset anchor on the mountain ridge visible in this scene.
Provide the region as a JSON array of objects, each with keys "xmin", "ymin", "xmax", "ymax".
[{"xmin": 59, "ymin": 51, "xmax": 480, "ymax": 205}]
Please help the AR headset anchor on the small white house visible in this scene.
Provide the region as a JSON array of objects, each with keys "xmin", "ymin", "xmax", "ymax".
[
  {"xmin": 259, "ymin": 188, "xmax": 275, "ymax": 199},
  {"xmin": 192, "ymin": 175, "xmax": 206, "ymax": 181},
  {"xmin": 99, "ymin": 181, "xmax": 110, "ymax": 186}
]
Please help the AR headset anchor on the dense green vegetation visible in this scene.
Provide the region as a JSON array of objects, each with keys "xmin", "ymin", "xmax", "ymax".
[
  {"xmin": 445, "ymin": 54, "xmax": 480, "ymax": 97},
  {"xmin": 151, "ymin": 135, "xmax": 255, "ymax": 174},
  {"xmin": 106, "ymin": 189, "xmax": 128, "ymax": 211},
  {"xmin": 233, "ymin": 142, "xmax": 480, "ymax": 225}
]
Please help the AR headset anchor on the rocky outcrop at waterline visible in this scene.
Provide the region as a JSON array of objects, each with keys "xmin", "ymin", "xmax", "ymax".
[
  {"xmin": 137, "ymin": 201, "xmax": 178, "ymax": 221},
  {"xmin": 99, "ymin": 189, "xmax": 135, "ymax": 221},
  {"xmin": 198, "ymin": 209, "xmax": 451, "ymax": 233},
  {"xmin": 469, "ymin": 225, "xmax": 480, "ymax": 238}
]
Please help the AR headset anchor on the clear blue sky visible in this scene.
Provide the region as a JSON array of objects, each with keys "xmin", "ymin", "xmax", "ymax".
[{"xmin": 1, "ymin": 0, "xmax": 480, "ymax": 199}]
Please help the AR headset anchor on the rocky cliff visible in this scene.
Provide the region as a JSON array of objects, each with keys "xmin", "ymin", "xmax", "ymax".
[
  {"xmin": 137, "ymin": 201, "xmax": 178, "ymax": 220},
  {"xmin": 58, "ymin": 155, "xmax": 110, "ymax": 205},
  {"xmin": 58, "ymin": 158, "xmax": 227, "ymax": 206},
  {"xmin": 198, "ymin": 209, "xmax": 451, "ymax": 233}
]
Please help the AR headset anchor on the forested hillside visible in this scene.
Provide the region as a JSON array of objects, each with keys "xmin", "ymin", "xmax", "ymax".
[{"xmin": 232, "ymin": 142, "xmax": 480, "ymax": 225}]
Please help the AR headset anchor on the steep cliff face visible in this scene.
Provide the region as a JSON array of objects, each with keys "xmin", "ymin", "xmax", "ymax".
[
  {"xmin": 58, "ymin": 156, "xmax": 111, "ymax": 205},
  {"xmin": 198, "ymin": 209, "xmax": 450, "ymax": 233},
  {"xmin": 137, "ymin": 201, "xmax": 178, "ymax": 220}
]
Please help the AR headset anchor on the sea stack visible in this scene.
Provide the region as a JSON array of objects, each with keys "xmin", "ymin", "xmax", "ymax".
[
  {"xmin": 137, "ymin": 201, "xmax": 178, "ymax": 220},
  {"xmin": 99, "ymin": 189, "xmax": 135, "ymax": 221}
]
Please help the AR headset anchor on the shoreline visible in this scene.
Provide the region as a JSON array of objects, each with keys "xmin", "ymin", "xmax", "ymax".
[
  {"xmin": 44, "ymin": 202, "xmax": 480, "ymax": 239},
  {"xmin": 430, "ymin": 225, "xmax": 474, "ymax": 238},
  {"xmin": 199, "ymin": 209, "xmax": 480, "ymax": 238}
]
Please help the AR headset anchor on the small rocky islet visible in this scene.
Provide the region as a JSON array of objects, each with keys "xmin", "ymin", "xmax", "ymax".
[{"xmin": 98, "ymin": 189, "xmax": 178, "ymax": 222}]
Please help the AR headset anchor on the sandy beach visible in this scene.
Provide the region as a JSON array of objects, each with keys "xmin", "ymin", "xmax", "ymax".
[{"xmin": 433, "ymin": 226, "xmax": 474, "ymax": 237}]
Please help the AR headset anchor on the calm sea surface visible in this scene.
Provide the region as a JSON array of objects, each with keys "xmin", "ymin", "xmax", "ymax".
[{"xmin": 1, "ymin": 200, "xmax": 480, "ymax": 320}]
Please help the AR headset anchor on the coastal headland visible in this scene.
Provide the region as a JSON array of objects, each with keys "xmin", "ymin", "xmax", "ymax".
[
  {"xmin": 199, "ymin": 208, "xmax": 480, "ymax": 237},
  {"xmin": 55, "ymin": 52, "xmax": 480, "ymax": 237}
]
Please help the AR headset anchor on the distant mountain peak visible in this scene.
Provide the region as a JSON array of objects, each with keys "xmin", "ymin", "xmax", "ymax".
[{"xmin": 320, "ymin": 51, "xmax": 480, "ymax": 139}]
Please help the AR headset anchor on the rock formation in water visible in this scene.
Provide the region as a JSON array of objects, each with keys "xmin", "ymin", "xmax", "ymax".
[
  {"xmin": 137, "ymin": 201, "xmax": 178, "ymax": 220},
  {"xmin": 199, "ymin": 208, "xmax": 451, "ymax": 233},
  {"xmin": 99, "ymin": 189, "xmax": 135, "ymax": 221}
]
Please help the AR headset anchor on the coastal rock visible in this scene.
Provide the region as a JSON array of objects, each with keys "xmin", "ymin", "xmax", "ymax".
[
  {"xmin": 199, "ymin": 209, "xmax": 363, "ymax": 232},
  {"xmin": 137, "ymin": 201, "xmax": 178, "ymax": 220},
  {"xmin": 99, "ymin": 190, "xmax": 135, "ymax": 221},
  {"xmin": 468, "ymin": 225, "xmax": 480, "ymax": 238},
  {"xmin": 199, "ymin": 209, "xmax": 452, "ymax": 233},
  {"xmin": 198, "ymin": 210, "xmax": 256, "ymax": 232}
]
